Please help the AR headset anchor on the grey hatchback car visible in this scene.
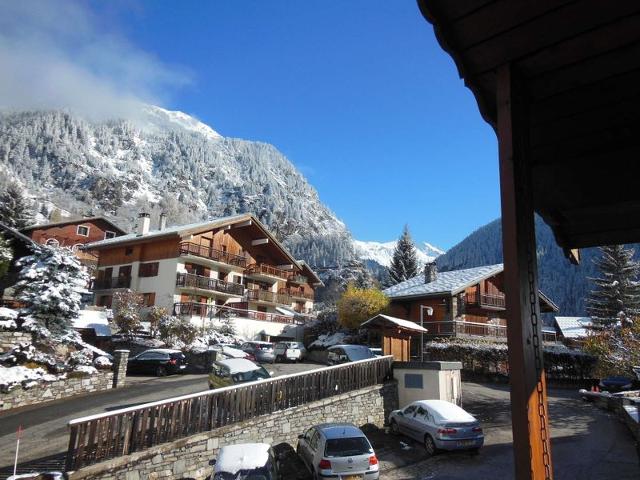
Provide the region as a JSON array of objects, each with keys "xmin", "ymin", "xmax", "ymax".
[{"xmin": 296, "ymin": 423, "xmax": 379, "ymax": 480}]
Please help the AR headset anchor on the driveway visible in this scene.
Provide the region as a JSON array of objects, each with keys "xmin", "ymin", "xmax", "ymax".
[{"xmin": 0, "ymin": 361, "xmax": 318, "ymax": 477}]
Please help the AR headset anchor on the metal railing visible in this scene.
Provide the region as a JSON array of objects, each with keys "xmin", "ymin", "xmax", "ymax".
[
  {"xmin": 172, "ymin": 302, "xmax": 299, "ymax": 324},
  {"xmin": 91, "ymin": 276, "xmax": 131, "ymax": 290},
  {"xmin": 246, "ymin": 289, "xmax": 292, "ymax": 305},
  {"xmin": 465, "ymin": 291, "xmax": 506, "ymax": 309},
  {"xmin": 65, "ymin": 356, "xmax": 393, "ymax": 470},
  {"xmin": 179, "ymin": 242, "xmax": 247, "ymax": 268},
  {"xmin": 176, "ymin": 273, "xmax": 244, "ymax": 296}
]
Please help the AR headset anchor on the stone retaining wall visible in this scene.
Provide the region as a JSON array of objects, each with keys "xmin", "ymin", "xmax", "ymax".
[
  {"xmin": 0, "ymin": 331, "xmax": 33, "ymax": 353},
  {"xmin": 0, "ymin": 371, "xmax": 114, "ymax": 411},
  {"xmin": 68, "ymin": 381, "xmax": 398, "ymax": 480}
]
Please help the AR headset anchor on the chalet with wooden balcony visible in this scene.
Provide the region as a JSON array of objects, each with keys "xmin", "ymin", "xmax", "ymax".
[
  {"xmin": 84, "ymin": 213, "xmax": 322, "ymax": 340},
  {"xmin": 21, "ymin": 216, "xmax": 126, "ymax": 271},
  {"xmin": 383, "ymin": 263, "xmax": 558, "ymax": 345}
]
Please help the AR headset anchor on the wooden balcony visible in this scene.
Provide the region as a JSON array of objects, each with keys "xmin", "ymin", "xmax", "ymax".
[
  {"xmin": 246, "ymin": 289, "xmax": 292, "ymax": 305},
  {"xmin": 179, "ymin": 242, "xmax": 248, "ymax": 269},
  {"xmin": 244, "ymin": 263, "xmax": 289, "ymax": 280},
  {"xmin": 464, "ymin": 291, "xmax": 506, "ymax": 310},
  {"xmin": 279, "ymin": 288, "xmax": 314, "ymax": 300},
  {"xmin": 176, "ymin": 273, "xmax": 244, "ymax": 296},
  {"xmin": 287, "ymin": 273, "xmax": 308, "ymax": 284},
  {"xmin": 172, "ymin": 302, "xmax": 300, "ymax": 324},
  {"xmin": 91, "ymin": 276, "xmax": 131, "ymax": 290},
  {"xmin": 425, "ymin": 320, "xmax": 558, "ymax": 343}
]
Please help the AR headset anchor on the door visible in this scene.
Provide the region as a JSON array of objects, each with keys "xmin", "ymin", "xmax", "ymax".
[
  {"xmin": 397, "ymin": 404, "xmax": 418, "ymax": 438},
  {"xmin": 298, "ymin": 428, "xmax": 317, "ymax": 469}
]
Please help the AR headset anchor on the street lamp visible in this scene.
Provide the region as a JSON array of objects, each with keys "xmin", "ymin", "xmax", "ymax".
[{"xmin": 420, "ymin": 305, "xmax": 433, "ymax": 362}]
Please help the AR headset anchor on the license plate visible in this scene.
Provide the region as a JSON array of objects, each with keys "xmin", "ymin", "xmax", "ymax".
[
  {"xmin": 457, "ymin": 440, "xmax": 476, "ymax": 447},
  {"xmin": 343, "ymin": 476, "xmax": 363, "ymax": 480}
]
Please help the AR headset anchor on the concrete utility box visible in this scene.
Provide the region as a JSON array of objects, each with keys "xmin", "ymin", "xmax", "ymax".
[{"xmin": 394, "ymin": 361, "xmax": 462, "ymax": 407}]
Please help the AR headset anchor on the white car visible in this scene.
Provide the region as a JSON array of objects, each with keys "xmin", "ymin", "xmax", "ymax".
[
  {"xmin": 273, "ymin": 341, "xmax": 306, "ymax": 363},
  {"xmin": 210, "ymin": 443, "xmax": 279, "ymax": 479},
  {"xmin": 296, "ymin": 423, "xmax": 379, "ymax": 479}
]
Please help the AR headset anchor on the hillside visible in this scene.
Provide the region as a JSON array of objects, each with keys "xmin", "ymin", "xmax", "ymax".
[
  {"xmin": 0, "ymin": 106, "xmax": 356, "ymax": 271},
  {"xmin": 436, "ymin": 216, "xmax": 640, "ymax": 316}
]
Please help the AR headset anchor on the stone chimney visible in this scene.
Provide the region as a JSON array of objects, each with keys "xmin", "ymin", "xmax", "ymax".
[
  {"xmin": 137, "ymin": 212, "xmax": 151, "ymax": 236},
  {"xmin": 424, "ymin": 262, "xmax": 437, "ymax": 283},
  {"xmin": 159, "ymin": 212, "xmax": 167, "ymax": 231}
]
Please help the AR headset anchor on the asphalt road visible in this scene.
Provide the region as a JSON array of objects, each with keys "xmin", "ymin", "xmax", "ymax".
[{"xmin": 0, "ymin": 361, "xmax": 316, "ymax": 476}]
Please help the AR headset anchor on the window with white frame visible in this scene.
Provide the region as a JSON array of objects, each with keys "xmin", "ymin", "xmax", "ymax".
[
  {"xmin": 77, "ymin": 225, "xmax": 90, "ymax": 237},
  {"xmin": 104, "ymin": 230, "xmax": 116, "ymax": 239},
  {"xmin": 45, "ymin": 238, "xmax": 60, "ymax": 247}
]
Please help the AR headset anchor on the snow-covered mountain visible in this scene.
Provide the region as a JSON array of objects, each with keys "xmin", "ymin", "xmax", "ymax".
[
  {"xmin": 353, "ymin": 239, "xmax": 445, "ymax": 268},
  {"xmin": 0, "ymin": 106, "xmax": 356, "ymax": 270}
]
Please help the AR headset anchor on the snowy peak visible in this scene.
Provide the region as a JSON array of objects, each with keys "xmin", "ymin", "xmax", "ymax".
[
  {"xmin": 141, "ymin": 105, "xmax": 221, "ymax": 141},
  {"xmin": 353, "ymin": 239, "xmax": 445, "ymax": 268}
]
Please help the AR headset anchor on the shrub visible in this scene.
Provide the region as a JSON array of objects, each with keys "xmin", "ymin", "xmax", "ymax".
[{"xmin": 336, "ymin": 284, "xmax": 389, "ymax": 330}]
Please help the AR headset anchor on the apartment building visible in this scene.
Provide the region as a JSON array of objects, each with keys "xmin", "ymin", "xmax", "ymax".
[{"xmin": 84, "ymin": 213, "xmax": 322, "ymax": 335}]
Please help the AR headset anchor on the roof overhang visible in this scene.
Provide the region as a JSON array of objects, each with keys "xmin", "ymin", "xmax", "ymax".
[
  {"xmin": 418, "ymin": 0, "xmax": 640, "ymax": 250},
  {"xmin": 22, "ymin": 216, "xmax": 126, "ymax": 235}
]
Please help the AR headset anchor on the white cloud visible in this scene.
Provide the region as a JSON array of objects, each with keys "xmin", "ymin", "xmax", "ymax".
[{"xmin": 0, "ymin": 0, "xmax": 191, "ymax": 120}]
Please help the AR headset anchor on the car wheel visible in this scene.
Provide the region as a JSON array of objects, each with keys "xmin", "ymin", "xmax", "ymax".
[
  {"xmin": 424, "ymin": 434, "xmax": 437, "ymax": 457},
  {"xmin": 390, "ymin": 420, "xmax": 400, "ymax": 435},
  {"xmin": 156, "ymin": 365, "xmax": 167, "ymax": 377}
]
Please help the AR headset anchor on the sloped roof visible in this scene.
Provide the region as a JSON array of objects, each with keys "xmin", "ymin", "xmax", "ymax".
[
  {"xmin": 0, "ymin": 221, "xmax": 37, "ymax": 247},
  {"xmin": 361, "ymin": 314, "xmax": 428, "ymax": 333},
  {"xmin": 384, "ymin": 264, "xmax": 504, "ymax": 299},
  {"xmin": 554, "ymin": 316, "xmax": 593, "ymax": 339},
  {"xmin": 297, "ymin": 260, "xmax": 323, "ymax": 286},
  {"xmin": 22, "ymin": 216, "xmax": 126, "ymax": 235}
]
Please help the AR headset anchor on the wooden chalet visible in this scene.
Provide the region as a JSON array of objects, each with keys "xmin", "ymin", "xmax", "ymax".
[{"xmin": 417, "ymin": 1, "xmax": 640, "ymax": 477}]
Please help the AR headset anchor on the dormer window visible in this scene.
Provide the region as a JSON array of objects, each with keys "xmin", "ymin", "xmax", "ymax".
[
  {"xmin": 77, "ymin": 225, "xmax": 90, "ymax": 237},
  {"xmin": 104, "ymin": 231, "xmax": 116, "ymax": 239}
]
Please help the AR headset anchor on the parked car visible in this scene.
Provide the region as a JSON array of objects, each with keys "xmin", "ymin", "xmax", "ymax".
[
  {"xmin": 126, "ymin": 349, "xmax": 187, "ymax": 376},
  {"xmin": 210, "ymin": 442, "xmax": 279, "ymax": 480},
  {"xmin": 273, "ymin": 341, "xmax": 306, "ymax": 363},
  {"xmin": 369, "ymin": 347, "xmax": 383, "ymax": 357},
  {"xmin": 296, "ymin": 423, "xmax": 379, "ymax": 480},
  {"xmin": 208, "ymin": 357, "xmax": 273, "ymax": 389},
  {"xmin": 389, "ymin": 400, "xmax": 484, "ymax": 456},
  {"xmin": 327, "ymin": 345, "xmax": 376, "ymax": 365},
  {"xmin": 599, "ymin": 375, "xmax": 636, "ymax": 392},
  {"xmin": 211, "ymin": 344, "xmax": 255, "ymax": 361},
  {"xmin": 241, "ymin": 341, "xmax": 275, "ymax": 363}
]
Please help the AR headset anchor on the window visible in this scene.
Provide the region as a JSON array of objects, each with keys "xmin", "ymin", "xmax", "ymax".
[
  {"xmin": 104, "ymin": 231, "xmax": 116, "ymax": 239},
  {"xmin": 309, "ymin": 430, "xmax": 320, "ymax": 451},
  {"xmin": 405, "ymin": 373, "xmax": 424, "ymax": 389},
  {"xmin": 142, "ymin": 292, "xmax": 156, "ymax": 306},
  {"xmin": 45, "ymin": 238, "xmax": 60, "ymax": 247},
  {"xmin": 404, "ymin": 405, "xmax": 417, "ymax": 415},
  {"xmin": 138, "ymin": 351, "xmax": 167, "ymax": 361},
  {"xmin": 77, "ymin": 225, "xmax": 90, "ymax": 236},
  {"xmin": 139, "ymin": 262, "xmax": 159, "ymax": 277}
]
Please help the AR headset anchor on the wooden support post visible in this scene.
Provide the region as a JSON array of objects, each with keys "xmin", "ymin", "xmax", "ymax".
[{"xmin": 497, "ymin": 64, "xmax": 553, "ymax": 480}]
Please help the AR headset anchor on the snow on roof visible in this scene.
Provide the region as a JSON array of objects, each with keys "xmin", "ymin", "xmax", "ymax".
[
  {"xmin": 73, "ymin": 309, "xmax": 111, "ymax": 337},
  {"xmin": 554, "ymin": 316, "xmax": 593, "ymax": 338},
  {"xmin": 214, "ymin": 443, "xmax": 270, "ymax": 474},
  {"xmin": 211, "ymin": 345, "xmax": 246, "ymax": 359},
  {"xmin": 276, "ymin": 307, "xmax": 296, "ymax": 317},
  {"xmin": 22, "ymin": 216, "xmax": 126, "ymax": 234},
  {"xmin": 218, "ymin": 358, "xmax": 261, "ymax": 374},
  {"xmin": 415, "ymin": 400, "xmax": 476, "ymax": 423},
  {"xmin": 361, "ymin": 314, "xmax": 428, "ymax": 333},
  {"xmin": 383, "ymin": 264, "xmax": 504, "ymax": 299},
  {"xmin": 84, "ymin": 213, "xmax": 249, "ymax": 249}
]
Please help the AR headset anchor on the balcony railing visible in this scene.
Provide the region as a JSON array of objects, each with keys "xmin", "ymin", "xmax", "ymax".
[
  {"xmin": 172, "ymin": 302, "xmax": 300, "ymax": 324},
  {"xmin": 245, "ymin": 263, "xmax": 289, "ymax": 279},
  {"xmin": 425, "ymin": 320, "xmax": 558, "ymax": 343},
  {"xmin": 91, "ymin": 276, "xmax": 131, "ymax": 290},
  {"xmin": 246, "ymin": 289, "xmax": 292, "ymax": 305},
  {"xmin": 287, "ymin": 273, "xmax": 308, "ymax": 284},
  {"xmin": 279, "ymin": 287, "xmax": 314, "ymax": 300},
  {"xmin": 179, "ymin": 242, "xmax": 247, "ymax": 268},
  {"xmin": 176, "ymin": 273, "xmax": 244, "ymax": 296},
  {"xmin": 465, "ymin": 291, "xmax": 506, "ymax": 309}
]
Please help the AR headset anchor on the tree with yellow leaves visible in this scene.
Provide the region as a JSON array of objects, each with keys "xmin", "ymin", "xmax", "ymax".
[{"xmin": 337, "ymin": 284, "xmax": 389, "ymax": 330}]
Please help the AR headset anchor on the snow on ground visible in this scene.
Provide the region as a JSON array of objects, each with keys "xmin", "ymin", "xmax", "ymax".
[
  {"xmin": 143, "ymin": 105, "xmax": 222, "ymax": 141},
  {"xmin": 0, "ymin": 307, "xmax": 17, "ymax": 330},
  {"xmin": 353, "ymin": 239, "xmax": 444, "ymax": 267},
  {"xmin": 0, "ymin": 365, "xmax": 59, "ymax": 392},
  {"xmin": 93, "ymin": 356, "xmax": 112, "ymax": 368},
  {"xmin": 215, "ymin": 443, "xmax": 270, "ymax": 474},
  {"xmin": 309, "ymin": 332, "xmax": 348, "ymax": 348}
]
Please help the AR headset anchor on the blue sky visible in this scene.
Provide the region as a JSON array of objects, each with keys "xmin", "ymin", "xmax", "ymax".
[{"xmin": 75, "ymin": 1, "xmax": 501, "ymax": 249}]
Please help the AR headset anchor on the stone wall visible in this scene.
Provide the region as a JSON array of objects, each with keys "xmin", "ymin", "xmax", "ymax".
[
  {"xmin": 0, "ymin": 371, "xmax": 113, "ymax": 411},
  {"xmin": 69, "ymin": 381, "xmax": 398, "ymax": 480},
  {"xmin": 0, "ymin": 331, "xmax": 33, "ymax": 353}
]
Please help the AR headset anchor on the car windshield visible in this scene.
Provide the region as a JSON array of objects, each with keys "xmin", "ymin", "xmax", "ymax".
[
  {"xmin": 324, "ymin": 437, "xmax": 372, "ymax": 457},
  {"xmin": 231, "ymin": 366, "xmax": 270, "ymax": 383},
  {"xmin": 344, "ymin": 347, "xmax": 373, "ymax": 361}
]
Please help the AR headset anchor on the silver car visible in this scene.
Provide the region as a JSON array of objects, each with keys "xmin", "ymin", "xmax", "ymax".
[
  {"xmin": 241, "ymin": 341, "xmax": 275, "ymax": 363},
  {"xmin": 389, "ymin": 400, "xmax": 484, "ymax": 456},
  {"xmin": 296, "ymin": 423, "xmax": 379, "ymax": 480}
]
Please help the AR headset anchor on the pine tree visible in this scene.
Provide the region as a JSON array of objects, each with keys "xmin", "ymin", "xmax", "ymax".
[
  {"xmin": 0, "ymin": 234, "xmax": 12, "ymax": 278},
  {"xmin": 14, "ymin": 245, "xmax": 89, "ymax": 334},
  {"xmin": 0, "ymin": 182, "xmax": 35, "ymax": 229},
  {"xmin": 586, "ymin": 245, "xmax": 640, "ymax": 327},
  {"xmin": 388, "ymin": 225, "xmax": 419, "ymax": 285}
]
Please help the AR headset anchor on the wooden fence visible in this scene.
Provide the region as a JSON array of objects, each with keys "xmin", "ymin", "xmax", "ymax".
[{"xmin": 65, "ymin": 356, "xmax": 393, "ymax": 471}]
